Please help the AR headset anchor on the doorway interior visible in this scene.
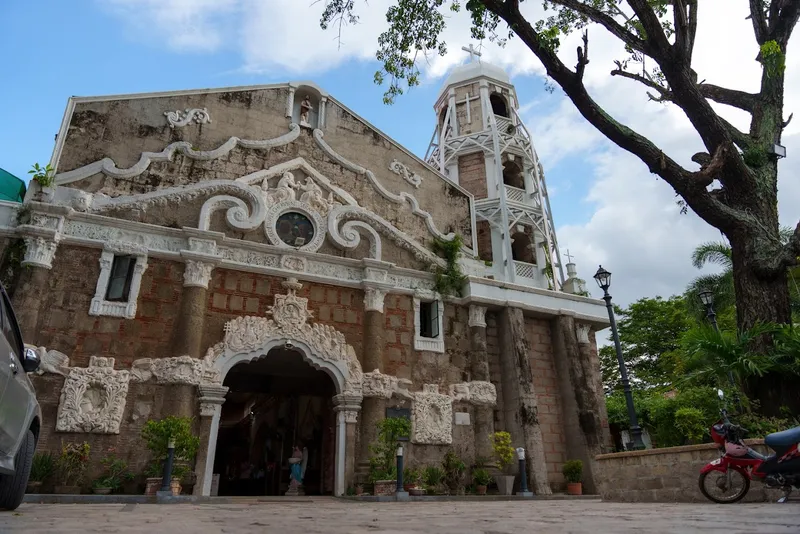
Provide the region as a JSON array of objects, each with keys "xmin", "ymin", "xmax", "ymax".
[{"xmin": 212, "ymin": 347, "xmax": 336, "ymax": 496}]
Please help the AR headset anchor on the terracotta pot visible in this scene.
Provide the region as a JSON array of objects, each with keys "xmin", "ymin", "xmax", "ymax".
[
  {"xmin": 93, "ymin": 487, "xmax": 112, "ymax": 495},
  {"xmin": 354, "ymin": 484, "xmax": 364, "ymax": 496},
  {"xmin": 403, "ymin": 483, "xmax": 415, "ymax": 492},
  {"xmin": 26, "ymin": 481, "xmax": 42, "ymax": 494},
  {"xmin": 476, "ymin": 485, "xmax": 487, "ymax": 495},
  {"xmin": 144, "ymin": 477, "xmax": 181, "ymax": 496},
  {"xmin": 54, "ymin": 485, "xmax": 81, "ymax": 495},
  {"xmin": 495, "ymin": 475, "xmax": 515, "ymax": 496},
  {"xmin": 567, "ymin": 482, "xmax": 582, "ymax": 496}
]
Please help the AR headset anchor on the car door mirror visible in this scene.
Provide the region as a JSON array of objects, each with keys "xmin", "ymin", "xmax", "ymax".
[{"xmin": 22, "ymin": 347, "xmax": 40, "ymax": 373}]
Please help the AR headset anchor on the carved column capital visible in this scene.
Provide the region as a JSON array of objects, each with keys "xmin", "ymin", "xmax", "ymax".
[
  {"xmin": 575, "ymin": 322, "xmax": 592, "ymax": 345},
  {"xmin": 363, "ymin": 287, "xmax": 387, "ymax": 313},
  {"xmin": 468, "ymin": 305, "xmax": 487, "ymax": 328},
  {"xmin": 183, "ymin": 260, "xmax": 215, "ymax": 289},
  {"xmin": 198, "ymin": 384, "xmax": 228, "ymax": 417},
  {"xmin": 22, "ymin": 236, "xmax": 58, "ymax": 269},
  {"xmin": 333, "ymin": 393, "xmax": 362, "ymax": 424}
]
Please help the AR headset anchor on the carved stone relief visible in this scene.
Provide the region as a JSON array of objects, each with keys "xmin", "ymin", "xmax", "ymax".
[
  {"xmin": 448, "ymin": 381, "xmax": 497, "ymax": 406},
  {"xmin": 130, "ymin": 355, "xmax": 208, "ymax": 385},
  {"xmin": 363, "ymin": 288, "xmax": 387, "ymax": 313},
  {"xmin": 22, "ymin": 236, "xmax": 58, "ymax": 269},
  {"xmin": 575, "ymin": 323, "xmax": 592, "ymax": 344},
  {"xmin": 280, "ymin": 255, "xmax": 308, "ymax": 273},
  {"xmin": 388, "ymin": 159, "xmax": 422, "ymax": 188},
  {"xmin": 25, "ymin": 345, "xmax": 69, "ymax": 376},
  {"xmin": 183, "ymin": 260, "xmax": 215, "ymax": 289},
  {"xmin": 412, "ymin": 384, "xmax": 453, "ymax": 445},
  {"xmin": 361, "ymin": 369, "xmax": 412, "ymax": 400},
  {"xmin": 468, "ymin": 305, "xmax": 487, "ymax": 328},
  {"xmin": 164, "ymin": 108, "xmax": 212, "ymax": 128},
  {"xmin": 56, "ymin": 356, "xmax": 130, "ymax": 434}
]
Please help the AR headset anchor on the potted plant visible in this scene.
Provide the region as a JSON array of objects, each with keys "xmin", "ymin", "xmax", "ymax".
[
  {"xmin": 442, "ymin": 449, "xmax": 466, "ymax": 495},
  {"xmin": 563, "ymin": 460, "xmax": 583, "ymax": 496},
  {"xmin": 491, "ymin": 431, "xmax": 516, "ymax": 495},
  {"xmin": 422, "ymin": 466, "xmax": 444, "ymax": 495},
  {"xmin": 472, "ymin": 468, "xmax": 492, "ymax": 495},
  {"xmin": 54, "ymin": 442, "xmax": 90, "ymax": 494},
  {"xmin": 141, "ymin": 416, "xmax": 199, "ymax": 496},
  {"xmin": 28, "ymin": 452, "xmax": 55, "ymax": 494},
  {"xmin": 402, "ymin": 466, "xmax": 420, "ymax": 492},
  {"xmin": 92, "ymin": 451, "xmax": 134, "ymax": 495},
  {"xmin": 367, "ymin": 417, "xmax": 411, "ymax": 496},
  {"xmin": 28, "ymin": 163, "xmax": 56, "ymax": 202}
]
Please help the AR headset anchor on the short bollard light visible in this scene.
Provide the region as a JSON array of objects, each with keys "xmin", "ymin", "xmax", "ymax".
[
  {"xmin": 159, "ymin": 438, "xmax": 176, "ymax": 494},
  {"xmin": 516, "ymin": 447, "xmax": 532, "ymax": 497},
  {"xmin": 396, "ymin": 445, "xmax": 404, "ymax": 493}
]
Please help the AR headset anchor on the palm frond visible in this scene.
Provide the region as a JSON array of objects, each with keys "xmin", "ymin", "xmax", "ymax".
[{"xmin": 691, "ymin": 241, "xmax": 732, "ymax": 270}]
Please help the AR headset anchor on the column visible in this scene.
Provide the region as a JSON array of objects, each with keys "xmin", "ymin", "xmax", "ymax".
[
  {"xmin": 333, "ymin": 393, "xmax": 361, "ymax": 495},
  {"xmin": 13, "ymin": 236, "xmax": 58, "ymax": 341},
  {"xmin": 173, "ymin": 259, "xmax": 215, "ymax": 358},
  {"xmin": 469, "ymin": 305, "xmax": 494, "ymax": 462},
  {"xmin": 357, "ymin": 287, "xmax": 386, "ymax": 477},
  {"xmin": 550, "ymin": 313, "xmax": 608, "ymax": 494},
  {"xmin": 498, "ymin": 307, "xmax": 551, "ymax": 495},
  {"xmin": 194, "ymin": 384, "xmax": 228, "ymax": 496}
]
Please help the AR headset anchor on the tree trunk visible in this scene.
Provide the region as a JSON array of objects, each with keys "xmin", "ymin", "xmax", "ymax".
[{"xmin": 729, "ymin": 232, "xmax": 797, "ymax": 416}]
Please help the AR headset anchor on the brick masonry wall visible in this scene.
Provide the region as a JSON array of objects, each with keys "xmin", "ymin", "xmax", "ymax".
[
  {"xmin": 33, "ymin": 245, "xmax": 183, "ymax": 368},
  {"xmin": 457, "ymin": 152, "xmax": 487, "ymax": 200},
  {"xmin": 596, "ymin": 441, "xmax": 780, "ymax": 502},
  {"xmin": 383, "ymin": 294, "xmax": 414, "ymax": 378},
  {"xmin": 526, "ymin": 317, "xmax": 568, "ymax": 490}
]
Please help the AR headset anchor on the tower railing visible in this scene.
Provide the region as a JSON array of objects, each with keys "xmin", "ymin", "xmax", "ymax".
[
  {"xmin": 514, "ymin": 260, "xmax": 538, "ymax": 280},
  {"xmin": 504, "ymin": 185, "xmax": 526, "ymax": 203}
]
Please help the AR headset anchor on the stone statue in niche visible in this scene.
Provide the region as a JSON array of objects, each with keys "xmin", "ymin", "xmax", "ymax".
[{"xmin": 299, "ymin": 96, "xmax": 314, "ymax": 126}]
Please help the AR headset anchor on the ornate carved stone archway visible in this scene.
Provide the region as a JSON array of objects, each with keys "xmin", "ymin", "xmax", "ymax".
[{"xmin": 197, "ymin": 278, "xmax": 363, "ymax": 497}]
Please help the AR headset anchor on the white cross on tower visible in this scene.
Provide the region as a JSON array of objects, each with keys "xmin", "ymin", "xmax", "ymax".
[
  {"xmin": 564, "ymin": 249, "xmax": 575, "ymax": 264},
  {"xmin": 461, "ymin": 44, "xmax": 482, "ymax": 63}
]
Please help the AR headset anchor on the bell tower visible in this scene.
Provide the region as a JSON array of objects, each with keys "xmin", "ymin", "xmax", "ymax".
[{"xmin": 426, "ymin": 46, "xmax": 565, "ymax": 290}]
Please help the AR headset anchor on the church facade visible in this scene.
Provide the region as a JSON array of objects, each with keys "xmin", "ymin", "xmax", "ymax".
[{"xmin": 1, "ymin": 60, "xmax": 612, "ymax": 496}]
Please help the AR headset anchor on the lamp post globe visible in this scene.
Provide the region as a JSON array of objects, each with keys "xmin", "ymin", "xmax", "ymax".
[{"xmin": 594, "ymin": 265, "xmax": 645, "ymax": 450}]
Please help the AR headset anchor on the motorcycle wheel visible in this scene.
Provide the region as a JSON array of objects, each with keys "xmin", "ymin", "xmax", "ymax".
[{"xmin": 699, "ymin": 468, "xmax": 750, "ymax": 503}]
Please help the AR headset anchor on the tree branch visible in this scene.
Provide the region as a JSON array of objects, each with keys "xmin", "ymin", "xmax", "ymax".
[
  {"xmin": 549, "ymin": 0, "xmax": 650, "ymax": 55},
  {"xmin": 610, "ymin": 65, "xmax": 670, "ymax": 100},
  {"xmin": 673, "ymin": 0, "xmax": 691, "ymax": 60},
  {"xmin": 576, "ymin": 30, "xmax": 590, "ymax": 79},
  {"xmin": 718, "ymin": 116, "xmax": 755, "ymax": 151},
  {"xmin": 772, "ymin": 0, "xmax": 800, "ymax": 45},
  {"xmin": 626, "ymin": 0, "xmax": 674, "ymax": 55},
  {"xmin": 749, "ymin": 0, "xmax": 769, "ymax": 43},
  {"xmin": 686, "ymin": 0, "xmax": 698, "ymax": 62}
]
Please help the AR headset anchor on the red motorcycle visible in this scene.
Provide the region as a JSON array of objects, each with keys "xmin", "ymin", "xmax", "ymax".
[{"xmin": 699, "ymin": 393, "xmax": 800, "ymax": 503}]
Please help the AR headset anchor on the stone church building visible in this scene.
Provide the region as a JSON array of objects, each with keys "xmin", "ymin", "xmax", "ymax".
[{"xmin": 1, "ymin": 56, "xmax": 611, "ymax": 496}]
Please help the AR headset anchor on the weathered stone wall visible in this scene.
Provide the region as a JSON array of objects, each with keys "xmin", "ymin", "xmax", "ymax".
[
  {"xmin": 457, "ymin": 152, "xmax": 487, "ymax": 200},
  {"xmin": 596, "ymin": 441, "xmax": 780, "ymax": 502},
  {"xmin": 30, "ymin": 373, "xmax": 198, "ymax": 493},
  {"xmin": 526, "ymin": 318, "xmax": 568, "ymax": 490},
  {"xmin": 56, "ymin": 86, "xmax": 473, "ymax": 266}
]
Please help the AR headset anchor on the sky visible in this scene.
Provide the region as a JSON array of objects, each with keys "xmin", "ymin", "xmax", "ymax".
[{"xmin": 1, "ymin": 1, "xmax": 799, "ymax": 336}]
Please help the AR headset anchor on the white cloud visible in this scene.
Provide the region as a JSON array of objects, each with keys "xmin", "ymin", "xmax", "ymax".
[{"xmin": 103, "ymin": 0, "xmax": 799, "ymax": 313}]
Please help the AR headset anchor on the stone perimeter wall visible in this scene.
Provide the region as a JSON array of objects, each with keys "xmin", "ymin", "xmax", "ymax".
[{"xmin": 596, "ymin": 440, "xmax": 780, "ymax": 502}]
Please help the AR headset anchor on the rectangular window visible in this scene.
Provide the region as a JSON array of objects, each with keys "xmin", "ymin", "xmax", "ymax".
[
  {"xmin": 0, "ymin": 292, "xmax": 22, "ymax": 360},
  {"xmin": 419, "ymin": 300, "xmax": 439, "ymax": 338},
  {"xmin": 105, "ymin": 256, "xmax": 136, "ymax": 302}
]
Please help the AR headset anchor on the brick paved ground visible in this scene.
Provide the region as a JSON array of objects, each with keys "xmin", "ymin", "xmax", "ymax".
[{"xmin": 1, "ymin": 498, "xmax": 798, "ymax": 533}]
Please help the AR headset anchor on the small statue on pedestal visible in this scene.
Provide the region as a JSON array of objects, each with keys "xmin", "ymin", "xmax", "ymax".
[
  {"xmin": 286, "ymin": 444, "xmax": 308, "ymax": 496},
  {"xmin": 299, "ymin": 96, "xmax": 314, "ymax": 126}
]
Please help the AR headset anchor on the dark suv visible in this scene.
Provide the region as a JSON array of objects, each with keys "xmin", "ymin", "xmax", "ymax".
[{"xmin": 0, "ymin": 284, "xmax": 41, "ymax": 510}]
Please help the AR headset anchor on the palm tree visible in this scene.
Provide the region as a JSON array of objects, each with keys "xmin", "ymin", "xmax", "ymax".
[{"xmin": 686, "ymin": 228, "xmax": 800, "ymax": 322}]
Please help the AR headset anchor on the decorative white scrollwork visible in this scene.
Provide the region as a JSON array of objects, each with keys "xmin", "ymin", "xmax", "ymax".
[
  {"xmin": 55, "ymin": 356, "xmax": 130, "ymax": 434},
  {"xmin": 388, "ymin": 159, "xmax": 422, "ymax": 188},
  {"xmin": 412, "ymin": 384, "xmax": 453, "ymax": 445},
  {"xmin": 164, "ymin": 108, "xmax": 212, "ymax": 128}
]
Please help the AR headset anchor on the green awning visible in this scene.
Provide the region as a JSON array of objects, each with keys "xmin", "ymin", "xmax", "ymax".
[{"xmin": 0, "ymin": 168, "xmax": 27, "ymax": 203}]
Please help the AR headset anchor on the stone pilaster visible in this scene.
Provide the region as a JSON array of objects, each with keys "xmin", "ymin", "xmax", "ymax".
[
  {"xmin": 13, "ymin": 236, "xmax": 58, "ymax": 341},
  {"xmin": 498, "ymin": 307, "xmax": 551, "ymax": 495},
  {"xmin": 468, "ymin": 305, "xmax": 494, "ymax": 462},
  {"xmin": 194, "ymin": 384, "xmax": 228, "ymax": 496},
  {"xmin": 173, "ymin": 259, "xmax": 215, "ymax": 358},
  {"xmin": 334, "ymin": 393, "xmax": 361, "ymax": 493},
  {"xmin": 550, "ymin": 313, "xmax": 609, "ymax": 494},
  {"xmin": 358, "ymin": 287, "xmax": 386, "ymax": 477}
]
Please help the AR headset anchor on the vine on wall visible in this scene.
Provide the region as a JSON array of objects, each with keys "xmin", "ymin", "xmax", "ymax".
[{"xmin": 432, "ymin": 235, "xmax": 467, "ymax": 297}]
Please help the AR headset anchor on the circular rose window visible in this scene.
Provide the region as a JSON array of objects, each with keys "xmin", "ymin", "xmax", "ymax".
[{"xmin": 275, "ymin": 212, "xmax": 315, "ymax": 247}]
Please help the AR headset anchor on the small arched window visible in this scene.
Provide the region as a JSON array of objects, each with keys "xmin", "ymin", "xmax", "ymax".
[
  {"xmin": 511, "ymin": 232, "xmax": 536, "ymax": 264},
  {"xmin": 502, "ymin": 160, "xmax": 524, "ymax": 189},
  {"xmin": 490, "ymin": 93, "xmax": 509, "ymax": 118}
]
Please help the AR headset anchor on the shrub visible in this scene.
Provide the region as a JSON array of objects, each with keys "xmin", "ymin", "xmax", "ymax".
[
  {"xmin": 472, "ymin": 468, "xmax": 492, "ymax": 486},
  {"xmin": 30, "ymin": 452, "xmax": 55, "ymax": 483},
  {"xmin": 367, "ymin": 417, "xmax": 411, "ymax": 482},
  {"xmin": 423, "ymin": 466, "xmax": 444, "ymax": 488},
  {"xmin": 491, "ymin": 431, "xmax": 515, "ymax": 471},
  {"xmin": 57, "ymin": 442, "xmax": 90, "ymax": 486},
  {"xmin": 403, "ymin": 466, "xmax": 420, "ymax": 486},
  {"xmin": 442, "ymin": 449, "xmax": 466, "ymax": 493},
  {"xmin": 562, "ymin": 460, "xmax": 583, "ymax": 484},
  {"xmin": 674, "ymin": 407, "xmax": 707, "ymax": 443},
  {"xmin": 93, "ymin": 452, "xmax": 134, "ymax": 492},
  {"xmin": 141, "ymin": 416, "xmax": 199, "ymax": 479}
]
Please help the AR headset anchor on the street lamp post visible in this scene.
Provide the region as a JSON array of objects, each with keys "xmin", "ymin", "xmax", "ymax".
[
  {"xmin": 594, "ymin": 266, "xmax": 645, "ymax": 451},
  {"xmin": 698, "ymin": 289, "xmax": 741, "ymax": 412}
]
